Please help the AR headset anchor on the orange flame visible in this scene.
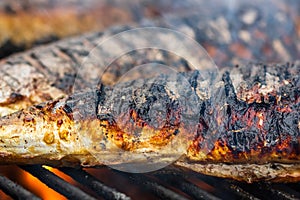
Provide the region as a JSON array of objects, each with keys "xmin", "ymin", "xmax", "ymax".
[
  {"xmin": 21, "ymin": 166, "xmax": 66, "ymax": 200},
  {"xmin": 0, "ymin": 165, "xmax": 76, "ymax": 200}
]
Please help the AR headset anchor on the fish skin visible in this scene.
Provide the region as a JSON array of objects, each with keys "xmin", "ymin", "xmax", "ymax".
[
  {"xmin": 0, "ymin": 0, "xmax": 299, "ymax": 182},
  {"xmin": 0, "ymin": 28, "xmax": 192, "ymax": 117},
  {"xmin": 0, "ymin": 0, "xmax": 299, "ymax": 116},
  {"xmin": 0, "ymin": 63, "xmax": 299, "ymax": 182}
]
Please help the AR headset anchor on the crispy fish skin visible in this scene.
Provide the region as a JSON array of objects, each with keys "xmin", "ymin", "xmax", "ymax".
[
  {"xmin": 0, "ymin": 1, "xmax": 299, "ymax": 182},
  {"xmin": 0, "ymin": 27, "xmax": 193, "ymax": 117},
  {"xmin": 0, "ymin": 63, "xmax": 299, "ymax": 182},
  {"xmin": 188, "ymin": 63, "xmax": 300, "ymax": 164},
  {"xmin": 0, "ymin": 0, "xmax": 298, "ymax": 116},
  {"xmin": 177, "ymin": 63, "xmax": 300, "ymax": 182}
]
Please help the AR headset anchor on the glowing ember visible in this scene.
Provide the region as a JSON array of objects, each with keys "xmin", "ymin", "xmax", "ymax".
[
  {"xmin": 0, "ymin": 166, "xmax": 65, "ymax": 199},
  {"xmin": 22, "ymin": 167, "xmax": 66, "ymax": 200},
  {"xmin": 256, "ymin": 112, "xmax": 264, "ymax": 128}
]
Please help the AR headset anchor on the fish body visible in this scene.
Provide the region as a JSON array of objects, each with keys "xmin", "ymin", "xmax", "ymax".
[
  {"xmin": 0, "ymin": 0, "xmax": 139, "ymax": 59},
  {"xmin": 0, "ymin": 1, "xmax": 299, "ymax": 182},
  {"xmin": 0, "ymin": 0, "xmax": 299, "ymax": 116},
  {"xmin": 0, "ymin": 63, "xmax": 299, "ymax": 182}
]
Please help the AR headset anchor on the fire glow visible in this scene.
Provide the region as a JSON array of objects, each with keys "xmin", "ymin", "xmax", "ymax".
[
  {"xmin": 187, "ymin": 80, "xmax": 300, "ymax": 163},
  {"xmin": 0, "ymin": 165, "xmax": 75, "ymax": 200}
]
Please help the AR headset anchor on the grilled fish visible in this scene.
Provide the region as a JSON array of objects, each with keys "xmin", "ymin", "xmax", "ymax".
[
  {"xmin": 0, "ymin": 27, "xmax": 192, "ymax": 117},
  {"xmin": 0, "ymin": 62, "xmax": 299, "ymax": 182},
  {"xmin": 0, "ymin": 0, "xmax": 299, "ymax": 116},
  {"xmin": 0, "ymin": 0, "xmax": 141, "ymax": 59},
  {"xmin": 0, "ymin": 1, "xmax": 299, "ymax": 182}
]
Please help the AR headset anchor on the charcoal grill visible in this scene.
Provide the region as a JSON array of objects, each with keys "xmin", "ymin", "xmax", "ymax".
[
  {"xmin": 0, "ymin": 0, "xmax": 299, "ymax": 199},
  {"xmin": 0, "ymin": 165, "xmax": 299, "ymax": 200}
]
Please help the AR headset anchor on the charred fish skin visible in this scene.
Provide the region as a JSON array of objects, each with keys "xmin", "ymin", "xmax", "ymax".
[
  {"xmin": 0, "ymin": 0, "xmax": 298, "ymax": 116},
  {"xmin": 0, "ymin": 0, "xmax": 299, "ymax": 182},
  {"xmin": 179, "ymin": 63, "xmax": 300, "ymax": 182},
  {"xmin": 188, "ymin": 63, "xmax": 300, "ymax": 162},
  {"xmin": 0, "ymin": 27, "xmax": 193, "ymax": 117},
  {"xmin": 0, "ymin": 63, "xmax": 299, "ymax": 182},
  {"xmin": 0, "ymin": 70, "xmax": 200, "ymax": 167}
]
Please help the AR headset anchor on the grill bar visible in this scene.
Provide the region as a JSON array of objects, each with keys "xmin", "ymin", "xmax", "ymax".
[
  {"xmin": 60, "ymin": 167, "xmax": 131, "ymax": 200},
  {"xmin": 154, "ymin": 172, "xmax": 220, "ymax": 200},
  {"xmin": 0, "ymin": 175, "xmax": 41, "ymax": 200},
  {"xmin": 236, "ymin": 182, "xmax": 300, "ymax": 200},
  {"xmin": 193, "ymin": 170, "xmax": 300, "ymax": 200},
  {"xmin": 0, "ymin": 165, "xmax": 300, "ymax": 199},
  {"xmin": 21, "ymin": 165, "xmax": 96, "ymax": 200},
  {"xmin": 287, "ymin": 183, "xmax": 300, "ymax": 193},
  {"xmin": 270, "ymin": 185, "xmax": 300, "ymax": 200},
  {"xmin": 191, "ymin": 171, "xmax": 260, "ymax": 199},
  {"xmin": 224, "ymin": 182, "xmax": 260, "ymax": 200},
  {"xmin": 118, "ymin": 172, "xmax": 189, "ymax": 200}
]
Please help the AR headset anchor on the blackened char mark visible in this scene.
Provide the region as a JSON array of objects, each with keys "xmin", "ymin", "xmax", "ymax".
[
  {"xmin": 129, "ymin": 82, "xmax": 180, "ymax": 128},
  {"xmin": 63, "ymin": 104, "xmax": 73, "ymax": 115},
  {"xmin": 0, "ymin": 40, "xmax": 25, "ymax": 59},
  {"xmin": 96, "ymin": 84, "xmax": 108, "ymax": 120},
  {"xmin": 52, "ymin": 73, "xmax": 76, "ymax": 94},
  {"xmin": 222, "ymin": 71, "xmax": 248, "ymax": 112},
  {"xmin": 29, "ymin": 52, "xmax": 55, "ymax": 76},
  {"xmin": 214, "ymin": 65, "xmax": 300, "ymax": 158},
  {"xmin": 222, "ymin": 71, "xmax": 238, "ymax": 102},
  {"xmin": 189, "ymin": 70, "xmax": 199, "ymax": 91},
  {"xmin": 252, "ymin": 65, "xmax": 267, "ymax": 85}
]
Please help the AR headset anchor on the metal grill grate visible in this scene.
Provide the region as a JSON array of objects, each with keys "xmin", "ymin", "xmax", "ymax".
[{"xmin": 0, "ymin": 165, "xmax": 299, "ymax": 200}]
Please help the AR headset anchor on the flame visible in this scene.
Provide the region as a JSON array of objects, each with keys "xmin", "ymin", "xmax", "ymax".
[
  {"xmin": 0, "ymin": 190, "xmax": 11, "ymax": 200},
  {"xmin": 21, "ymin": 166, "xmax": 66, "ymax": 200},
  {"xmin": 0, "ymin": 165, "xmax": 77, "ymax": 199}
]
